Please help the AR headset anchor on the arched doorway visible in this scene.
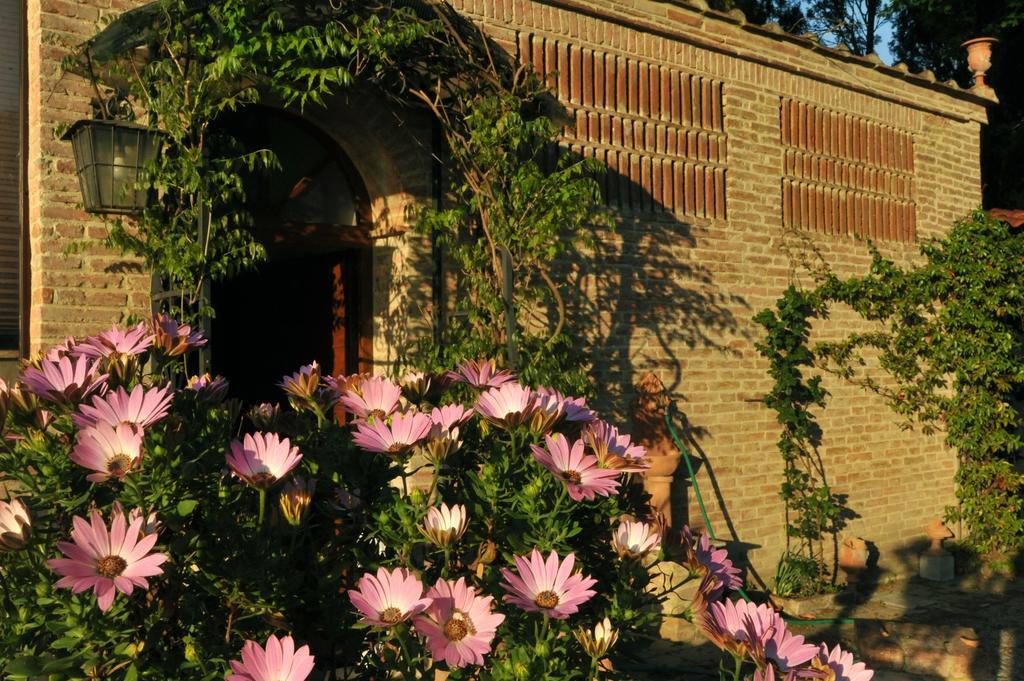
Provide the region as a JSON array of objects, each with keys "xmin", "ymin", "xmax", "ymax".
[{"xmin": 211, "ymin": 106, "xmax": 373, "ymax": 405}]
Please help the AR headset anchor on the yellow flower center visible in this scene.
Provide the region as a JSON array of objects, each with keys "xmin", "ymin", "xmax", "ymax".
[
  {"xmin": 534, "ymin": 590, "xmax": 560, "ymax": 609},
  {"xmin": 107, "ymin": 453, "xmax": 134, "ymax": 477},
  {"xmin": 380, "ymin": 607, "xmax": 403, "ymax": 624},
  {"xmin": 96, "ymin": 555, "xmax": 127, "ymax": 578},
  {"xmin": 444, "ymin": 617, "xmax": 469, "ymax": 641},
  {"xmin": 250, "ymin": 472, "xmax": 276, "ymax": 488},
  {"xmin": 562, "ymin": 470, "xmax": 582, "ymax": 484}
]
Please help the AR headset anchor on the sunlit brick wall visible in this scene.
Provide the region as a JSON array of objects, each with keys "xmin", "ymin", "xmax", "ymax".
[{"xmin": 450, "ymin": 0, "xmax": 988, "ymax": 579}]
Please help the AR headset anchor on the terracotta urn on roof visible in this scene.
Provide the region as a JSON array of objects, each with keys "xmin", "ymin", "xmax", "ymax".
[
  {"xmin": 630, "ymin": 372, "xmax": 682, "ymax": 524},
  {"xmin": 961, "ymin": 37, "xmax": 998, "ymax": 89}
]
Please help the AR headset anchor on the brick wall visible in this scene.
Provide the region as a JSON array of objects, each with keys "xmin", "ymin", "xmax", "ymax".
[
  {"xmin": 447, "ymin": 0, "xmax": 988, "ymax": 577},
  {"xmin": 25, "ymin": 0, "xmax": 991, "ymax": 578},
  {"xmin": 26, "ymin": 0, "xmax": 151, "ymax": 350}
]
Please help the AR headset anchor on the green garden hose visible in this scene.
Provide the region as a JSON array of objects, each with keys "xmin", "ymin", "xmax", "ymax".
[{"xmin": 663, "ymin": 406, "xmax": 856, "ymax": 626}]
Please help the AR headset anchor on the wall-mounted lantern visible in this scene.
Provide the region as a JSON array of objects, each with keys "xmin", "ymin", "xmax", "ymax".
[{"xmin": 61, "ymin": 119, "xmax": 163, "ymax": 215}]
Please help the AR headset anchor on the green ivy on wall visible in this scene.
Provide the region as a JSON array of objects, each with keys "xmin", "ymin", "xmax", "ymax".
[
  {"xmin": 755, "ymin": 286, "xmax": 845, "ymax": 594},
  {"xmin": 815, "ymin": 211, "xmax": 1024, "ymax": 565},
  {"xmin": 73, "ymin": 0, "xmax": 604, "ymax": 386}
]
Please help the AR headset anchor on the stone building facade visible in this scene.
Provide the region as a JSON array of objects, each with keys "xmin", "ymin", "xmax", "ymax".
[{"xmin": 22, "ymin": 0, "xmax": 993, "ymax": 578}]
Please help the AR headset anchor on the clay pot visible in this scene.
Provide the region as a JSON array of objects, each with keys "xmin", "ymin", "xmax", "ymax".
[
  {"xmin": 961, "ymin": 37, "xmax": 998, "ymax": 88},
  {"xmin": 925, "ymin": 518, "xmax": 954, "ymax": 556},
  {"xmin": 838, "ymin": 536, "xmax": 869, "ymax": 585}
]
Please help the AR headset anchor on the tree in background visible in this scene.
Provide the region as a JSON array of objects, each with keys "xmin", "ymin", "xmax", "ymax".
[
  {"xmin": 888, "ymin": 0, "xmax": 1024, "ymax": 208},
  {"xmin": 804, "ymin": 0, "xmax": 891, "ymax": 55},
  {"xmin": 710, "ymin": 0, "xmax": 807, "ymax": 32}
]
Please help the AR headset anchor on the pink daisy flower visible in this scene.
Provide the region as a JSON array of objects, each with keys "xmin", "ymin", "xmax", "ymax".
[
  {"xmin": 430, "ymin": 404, "xmax": 474, "ymax": 431},
  {"xmin": 186, "ymin": 373, "xmax": 229, "ymax": 404},
  {"xmin": 536, "ymin": 387, "xmax": 596, "ymax": 423},
  {"xmin": 338, "ymin": 375, "xmax": 402, "ymax": 420},
  {"xmin": 530, "ymin": 433, "xmax": 621, "ymax": 502},
  {"xmin": 682, "ymin": 527, "xmax": 743, "ymax": 600},
  {"xmin": 71, "ymin": 422, "xmax": 144, "ymax": 483},
  {"xmin": 703, "ymin": 600, "xmax": 818, "ymax": 673},
  {"xmin": 349, "ymin": 567, "xmax": 432, "ymax": 627},
  {"xmin": 21, "ymin": 355, "xmax": 107, "ymax": 406},
  {"xmin": 582, "ymin": 420, "xmax": 649, "ymax": 472},
  {"xmin": 446, "ymin": 359, "xmax": 516, "ymax": 390},
  {"xmin": 42, "ymin": 336, "xmax": 78, "ymax": 362},
  {"xmin": 74, "ymin": 323, "xmax": 154, "ymax": 359},
  {"xmin": 475, "ymin": 382, "xmax": 536, "ymax": 429},
  {"xmin": 227, "ymin": 634, "xmax": 315, "ymax": 681},
  {"xmin": 225, "ymin": 432, "xmax": 302, "ymax": 489},
  {"xmin": 46, "ymin": 508, "xmax": 167, "ymax": 612},
  {"xmin": 500, "ymin": 549, "xmax": 597, "ymax": 619},
  {"xmin": 151, "ymin": 314, "xmax": 206, "ymax": 357},
  {"xmin": 414, "ymin": 577, "xmax": 506, "ymax": 668},
  {"xmin": 815, "ymin": 643, "xmax": 874, "ymax": 681},
  {"xmin": 73, "ymin": 384, "xmax": 174, "ymax": 430},
  {"xmin": 112, "ymin": 501, "xmax": 161, "ymax": 537},
  {"xmin": 351, "ymin": 411, "xmax": 432, "ymax": 455},
  {"xmin": 611, "ymin": 520, "xmax": 662, "ymax": 559}
]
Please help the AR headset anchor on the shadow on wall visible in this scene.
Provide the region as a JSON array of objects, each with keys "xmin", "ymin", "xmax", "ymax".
[{"xmin": 564, "ymin": 212, "xmax": 750, "ymax": 423}]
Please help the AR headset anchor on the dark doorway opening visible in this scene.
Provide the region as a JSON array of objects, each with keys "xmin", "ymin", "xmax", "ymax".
[
  {"xmin": 210, "ymin": 106, "xmax": 373, "ymax": 405},
  {"xmin": 211, "ymin": 250, "xmax": 371, "ymax": 405}
]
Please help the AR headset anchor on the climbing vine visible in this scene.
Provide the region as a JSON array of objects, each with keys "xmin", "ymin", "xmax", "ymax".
[
  {"xmin": 814, "ymin": 211, "xmax": 1024, "ymax": 564},
  {"xmin": 754, "ymin": 286, "xmax": 845, "ymax": 594},
  {"xmin": 73, "ymin": 0, "xmax": 602, "ymax": 388}
]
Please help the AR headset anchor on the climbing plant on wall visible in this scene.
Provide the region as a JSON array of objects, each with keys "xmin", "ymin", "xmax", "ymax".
[
  {"xmin": 813, "ymin": 211, "xmax": 1024, "ymax": 564},
  {"xmin": 754, "ymin": 286, "xmax": 845, "ymax": 594},
  {"xmin": 75, "ymin": 0, "xmax": 603, "ymax": 388}
]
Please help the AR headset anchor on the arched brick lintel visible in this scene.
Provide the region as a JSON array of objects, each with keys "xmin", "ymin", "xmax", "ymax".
[{"xmin": 296, "ymin": 88, "xmax": 434, "ymax": 236}]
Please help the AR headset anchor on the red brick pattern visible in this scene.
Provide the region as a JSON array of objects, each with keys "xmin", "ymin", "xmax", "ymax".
[
  {"xmin": 780, "ymin": 98, "xmax": 916, "ymax": 241},
  {"xmin": 518, "ymin": 32, "xmax": 727, "ymax": 218}
]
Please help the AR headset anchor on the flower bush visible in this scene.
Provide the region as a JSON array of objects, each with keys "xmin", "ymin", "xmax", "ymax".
[{"xmin": 0, "ymin": 322, "xmax": 873, "ymax": 680}]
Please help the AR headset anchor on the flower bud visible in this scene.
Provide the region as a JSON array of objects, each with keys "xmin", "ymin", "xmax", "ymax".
[
  {"xmin": 0, "ymin": 498, "xmax": 31, "ymax": 551},
  {"xmin": 104, "ymin": 353, "xmax": 141, "ymax": 388},
  {"xmin": 279, "ymin": 476, "xmax": 316, "ymax": 527},
  {"xmin": 419, "ymin": 503, "xmax": 468, "ymax": 548},
  {"xmin": 574, "ymin": 617, "xmax": 618, "ymax": 659}
]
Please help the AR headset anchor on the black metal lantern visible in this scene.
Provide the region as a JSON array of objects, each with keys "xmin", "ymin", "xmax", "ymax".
[{"xmin": 61, "ymin": 119, "xmax": 163, "ymax": 215}]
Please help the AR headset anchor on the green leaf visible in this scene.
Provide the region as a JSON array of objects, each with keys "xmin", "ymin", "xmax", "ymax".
[
  {"xmin": 177, "ymin": 499, "xmax": 199, "ymax": 516},
  {"xmin": 5, "ymin": 656, "xmax": 45, "ymax": 677}
]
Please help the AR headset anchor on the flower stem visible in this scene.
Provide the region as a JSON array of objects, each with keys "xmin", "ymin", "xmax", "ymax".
[
  {"xmin": 732, "ymin": 653, "xmax": 742, "ymax": 681},
  {"xmin": 258, "ymin": 489, "xmax": 266, "ymax": 525},
  {"xmin": 394, "ymin": 625, "xmax": 416, "ymax": 679}
]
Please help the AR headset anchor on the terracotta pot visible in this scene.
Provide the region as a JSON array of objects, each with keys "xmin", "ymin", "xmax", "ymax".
[
  {"xmin": 961, "ymin": 37, "xmax": 998, "ymax": 88},
  {"xmin": 838, "ymin": 536, "xmax": 869, "ymax": 585}
]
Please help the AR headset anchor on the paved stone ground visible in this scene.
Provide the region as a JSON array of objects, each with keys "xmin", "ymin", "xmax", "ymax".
[{"xmin": 623, "ymin": 575, "xmax": 1024, "ymax": 680}]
